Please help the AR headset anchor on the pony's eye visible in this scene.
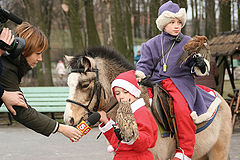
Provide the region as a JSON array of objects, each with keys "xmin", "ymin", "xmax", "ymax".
[
  {"xmin": 80, "ymin": 81, "xmax": 90, "ymax": 89},
  {"xmin": 82, "ymin": 84, "xmax": 89, "ymax": 88}
]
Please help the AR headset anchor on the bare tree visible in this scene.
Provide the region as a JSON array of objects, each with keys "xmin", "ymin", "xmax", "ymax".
[
  {"xmin": 126, "ymin": 0, "xmax": 134, "ymax": 62},
  {"xmin": 99, "ymin": 0, "xmax": 112, "ymax": 45},
  {"xmin": 205, "ymin": 0, "xmax": 216, "ymax": 39},
  {"xmin": 84, "ymin": 0, "xmax": 101, "ymax": 47},
  {"xmin": 149, "ymin": 0, "xmax": 160, "ymax": 38},
  {"xmin": 219, "ymin": 0, "xmax": 231, "ymax": 32},
  {"xmin": 141, "ymin": 0, "xmax": 148, "ymax": 39},
  {"xmin": 61, "ymin": 0, "xmax": 85, "ymax": 52},
  {"xmin": 110, "ymin": 0, "xmax": 128, "ymax": 60},
  {"xmin": 193, "ymin": 0, "xmax": 200, "ymax": 35},
  {"xmin": 132, "ymin": 0, "xmax": 137, "ymax": 38}
]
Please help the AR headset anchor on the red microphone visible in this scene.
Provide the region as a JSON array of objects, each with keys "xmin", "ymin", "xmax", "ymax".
[{"xmin": 70, "ymin": 112, "xmax": 101, "ymax": 142}]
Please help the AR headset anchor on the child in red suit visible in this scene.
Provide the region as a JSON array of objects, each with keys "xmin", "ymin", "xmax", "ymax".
[{"xmin": 98, "ymin": 70, "xmax": 158, "ymax": 160}]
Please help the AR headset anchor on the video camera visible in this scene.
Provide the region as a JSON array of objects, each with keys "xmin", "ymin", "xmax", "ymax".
[{"xmin": 0, "ymin": 7, "xmax": 25, "ymax": 58}]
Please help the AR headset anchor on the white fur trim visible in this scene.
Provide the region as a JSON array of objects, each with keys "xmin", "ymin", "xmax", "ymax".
[
  {"xmin": 131, "ymin": 98, "xmax": 145, "ymax": 113},
  {"xmin": 111, "ymin": 79, "xmax": 141, "ymax": 98},
  {"xmin": 149, "ymin": 98, "xmax": 152, "ymax": 106},
  {"xmin": 107, "ymin": 145, "xmax": 114, "ymax": 153},
  {"xmin": 194, "ymin": 57, "xmax": 210, "ymax": 76},
  {"xmin": 156, "ymin": 8, "xmax": 186, "ymax": 31},
  {"xmin": 175, "ymin": 152, "xmax": 192, "ymax": 160},
  {"xmin": 191, "ymin": 96, "xmax": 221, "ymax": 124},
  {"xmin": 98, "ymin": 119, "xmax": 115, "ymax": 133},
  {"xmin": 209, "ymin": 91, "xmax": 215, "ymax": 97}
]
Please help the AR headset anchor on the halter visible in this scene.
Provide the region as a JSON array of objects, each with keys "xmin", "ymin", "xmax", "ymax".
[{"xmin": 66, "ymin": 64, "xmax": 106, "ymax": 115}]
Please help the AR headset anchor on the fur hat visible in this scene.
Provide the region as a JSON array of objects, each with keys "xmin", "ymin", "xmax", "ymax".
[
  {"xmin": 111, "ymin": 70, "xmax": 141, "ymax": 98},
  {"xmin": 156, "ymin": 1, "xmax": 186, "ymax": 31}
]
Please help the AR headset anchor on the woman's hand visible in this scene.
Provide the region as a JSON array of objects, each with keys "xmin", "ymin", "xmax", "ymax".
[
  {"xmin": 1, "ymin": 91, "xmax": 28, "ymax": 115},
  {"xmin": 58, "ymin": 124, "xmax": 83, "ymax": 142}
]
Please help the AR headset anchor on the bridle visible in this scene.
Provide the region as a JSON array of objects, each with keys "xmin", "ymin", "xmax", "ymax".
[
  {"xmin": 66, "ymin": 63, "xmax": 117, "ymax": 118},
  {"xmin": 66, "ymin": 63, "xmax": 105, "ymax": 114}
]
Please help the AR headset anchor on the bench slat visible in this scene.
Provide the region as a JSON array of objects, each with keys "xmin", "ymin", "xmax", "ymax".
[
  {"xmin": 21, "ymin": 87, "xmax": 69, "ymax": 93},
  {"xmin": 24, "ymin": 94, "xmax": 68, "ymax": 98},
  {"xmin": 28, "ymin": 102, "xmax": 66, "ymax": 106}
]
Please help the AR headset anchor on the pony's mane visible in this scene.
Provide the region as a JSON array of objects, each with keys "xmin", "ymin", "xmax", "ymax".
[{"xmin": 70, "ymin": 46, "xmax": 135, "ymax": 70}]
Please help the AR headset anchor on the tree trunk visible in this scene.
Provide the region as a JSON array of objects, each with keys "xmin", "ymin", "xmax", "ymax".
[
  {"xmin": 219, "ymin": 0, "xmax": 231, "ymax": 32},
  {"xmin": 149, "ymin": 0, "xmax": 160, "ymax": 37},
  {"xmin": 141, "ymin": 0, "xmax": 148, "ymax": 39},
  {"xmin": 232, "ymin": 1, "xmax": 235, "ymax": 30},
  {"xmin": 193, "ymin": 0, "xmax": 200, "ymax": 35},
  {"xmin": 205, "ymin": 0, "xmax": 216, "ymax": 39},
  {"xmin": 132, "ymin": 0, "xmax": 137, "ymax": 38},
  {"xmin": 110, "ymin": 0, "xmax": 128, "ymax": 59},
  {"xmin": 84, "ymin": 0, "xmax": 101, "ymax": 47},
  {"xmin": 190, "ymin": 0, "xmax": 194, "ymax": 36},
  {"xmin": 99, "ymin": 0, "xmax": 111, "ymax": 45},
  {"xmin": 61, "ymin": 0, "xmax": 84, "ymax": 52},
  {"xmin": 126, "ymin": 0, "xmax": 134, "ymax": 63},
  {"xmin": 172, "ymin": 0, "xmax": 187, "ymax": 9},
  {"xmin": 136, "ymin": 0, "xmax": 141, "ymax": 38}
]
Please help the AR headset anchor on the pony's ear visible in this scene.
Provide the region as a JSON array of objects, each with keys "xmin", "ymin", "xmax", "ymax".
[
  {"xmin": 81, "ymin": 56, "xmax": 95, "ymax": 72},
  {"xmin": 64, "ymin": 55, "xmax": 74, "ymax": 66}
]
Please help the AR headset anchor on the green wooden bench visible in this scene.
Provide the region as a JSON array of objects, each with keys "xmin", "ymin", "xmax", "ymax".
[{"xmin": 0, "ymin": 86, "xmax": 69, "ymax": 124}]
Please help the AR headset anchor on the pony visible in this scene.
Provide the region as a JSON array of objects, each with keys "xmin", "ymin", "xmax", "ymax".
[{"xmin": 64, "ymin": 46, "xmax": 232, "ymax": 160}]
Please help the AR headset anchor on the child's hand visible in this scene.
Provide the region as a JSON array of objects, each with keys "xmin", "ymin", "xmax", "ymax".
[
  {"xmin": 98, "ymin": 111, "xmax": 109, "ymax": 124},
  {"xmin": 135, "ymin": 70, "xmax": 146, "ymax": 82},
  {"xmin": 113, "ymin": 125, "xmax": 123, "ymax": 141}
]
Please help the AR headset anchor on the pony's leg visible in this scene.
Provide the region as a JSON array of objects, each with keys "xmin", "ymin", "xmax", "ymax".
[
  {"xmin": 208, "ymin": 98, "xmax": 232, "ymax": 160},
  {"xmin": 208, "ymin": 132, "xmax": 231, "ymax": 160}
]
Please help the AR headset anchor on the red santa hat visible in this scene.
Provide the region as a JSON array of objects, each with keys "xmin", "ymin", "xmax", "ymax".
[{"xmin": 111, "ymin": 70, "xmax": 141, "ymax": 98}]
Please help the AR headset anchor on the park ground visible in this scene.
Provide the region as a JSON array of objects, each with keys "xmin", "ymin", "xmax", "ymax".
[{"xmin": 0, "ymin": 119, "xmax": 239, "ymax": 160}]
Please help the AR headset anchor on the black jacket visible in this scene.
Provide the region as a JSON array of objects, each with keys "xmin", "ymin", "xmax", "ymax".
[
  {"xmin": 0, "ymin": 54, "xmax": 57, "ymax": 136},
  {"xmin": 0, "ymin": 57, "xmax": 4, "ymax": 97}
]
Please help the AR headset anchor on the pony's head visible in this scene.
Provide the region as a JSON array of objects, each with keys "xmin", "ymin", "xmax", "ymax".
[{"xmin": 64, "ymin": 47, "xmax": 134, "ymax": 126}]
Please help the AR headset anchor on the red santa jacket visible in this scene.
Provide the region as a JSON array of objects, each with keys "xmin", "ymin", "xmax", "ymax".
[{"xmin": 99, "ymin": 98, "xmax": 158, "ymax": 160}]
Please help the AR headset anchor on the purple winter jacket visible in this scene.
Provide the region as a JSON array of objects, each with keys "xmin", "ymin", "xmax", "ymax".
[{"xmin": 136, "ymin": 31, "xmax": 221, "ymax": 124}]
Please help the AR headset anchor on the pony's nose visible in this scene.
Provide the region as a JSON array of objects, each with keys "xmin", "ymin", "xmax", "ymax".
[{"xmin": 69, "ymin": 117, "xmax": 74, "ymax": 126}]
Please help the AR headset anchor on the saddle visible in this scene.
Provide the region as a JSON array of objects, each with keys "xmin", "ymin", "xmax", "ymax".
[
  {"xmin": 150, "ymin": 83, "xmax": 219, "ymax": 148},
  {"xmin": 150, "ymin": 83, "xmax": 179, "ymax": 146}
]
